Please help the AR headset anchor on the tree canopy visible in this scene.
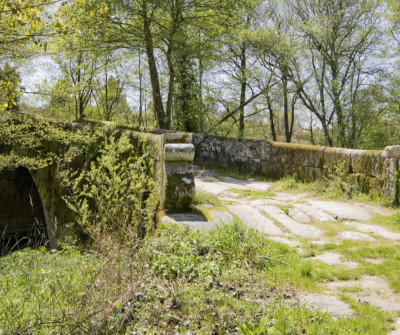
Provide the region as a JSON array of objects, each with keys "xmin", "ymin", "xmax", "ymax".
[{"xmin": 2, "ymin": 0, "xmax": 400, "ymax": 149}]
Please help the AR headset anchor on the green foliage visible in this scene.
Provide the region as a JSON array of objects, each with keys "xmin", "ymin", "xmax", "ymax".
[
  {"xmin": 63, "ymin": 134, "xmax": 158, "ymax": 246},
  {"xmin": 236, "ymin": 301, "xmax": 391, "ymax": 335},
  {"xmin": 0, "ymin": 246, "xmax": 106, "ymax": 334},
  {"xmin": 193, "ymin": 190, "xmax": 221, "ymax": 206},
  {"xmin": 0, "ymin": 112, "xmax": 101, "ymax": 170},
  {"xmin": 152, "ymin": 220, "xmax": 291, "ymax": 274},
  {"xmin": 0, "ymin": 64, "xmax": 21, "ymax": 112}
]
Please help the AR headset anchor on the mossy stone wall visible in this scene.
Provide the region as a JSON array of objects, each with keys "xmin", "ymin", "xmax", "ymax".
[{"xmin": 193, "ymin": 134, "xmax": 400, "ymax": 203}]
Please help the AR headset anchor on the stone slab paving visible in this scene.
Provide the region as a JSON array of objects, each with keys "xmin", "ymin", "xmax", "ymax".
[
  {"xmin": 365, "ymin": 258, "xmax": 386, "ymax": 264},
  {"xmin": 294, "ymin": 204, "xmax": 337, "ymax": 222},
  {"xmin": 389, "ymin": 318, "xmax": 400, "ymax": 335},
  {"xmin": 195, "ymin": 176, "xmax": 272, "ymax": 195},
  {"xmin": 162, "ymin": 213, "xmax": 215, "ymax": 230},
  {"xmin": 310, "ymin": 240, "xmax": 339, "ymax": 246},
  {"xmin": 274, "ymin": 192, "xmax": 312, "ymax": 202},
  {"xmin": 296, "ymin": 294, "xmax": 353, "ymax": 319},
  {"xmin": 210, "ymin": 210, "xmax": 234, "ymax": 225},
  {"xmin": 218, "ymin": 197, "xmax": 242, "ymax": 204},
  {"xmin": 250, "ymin": 199, "xmax": 288, "ymax": 207},
  {"xmin": 195, "ymin": 179, "xmax": 233, "ymax": 195},
  {"xmin": 218, "ymin": 176, "xmax": 273, "ymax": 192},
  {"xmin": 324, "ymin": 275, "xmax": 389, "ymax": 291},
  {"xmin": 353, "ymin": 202, "xmax": 395, "ymax": 217},
  {"xmin": 342, "ymin": 221, "xmax": 400, "ymax": 241},
  {"xmin": 309, "ymin": 200, "xmax": 372, "ymax": 221},
  {"xmin": 227, "ymin": 205, "xmax": 284, "ymax": 236},
  {"xmin": 307, "ymin": 252, "xmax": 359, "ymax": 269},
  {"xmin": 255, "ymin": 205, "xmax": 324, "ymax": 238},
  {"xmin": 288, "ymin": 207, "xmax": 312, "ymax": 223},
  {"xmin": 324, "ymin": 276, "xmax": 400, "ymax": 313},
  {"xmin": 266, "ymin": 236, "xmax": 301, "ymax": 247},
  {"xmin": 192, "ymin": 168, "xmax": 400, "ymax": 322},
  {"xmin": 336, "ymin": 231, "xmax": 376, "ymax": 242}
]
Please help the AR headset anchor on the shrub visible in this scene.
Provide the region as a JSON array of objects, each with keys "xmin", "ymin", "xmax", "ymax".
[{"xmin": 63, "ymin": 134, "xmax": 158, "ymax": 247}]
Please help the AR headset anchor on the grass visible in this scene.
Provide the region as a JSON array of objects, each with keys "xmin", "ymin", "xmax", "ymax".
[
  {"xmin": 270, "ymin": 175, "xmax": 391, "ymax": 206},
  {"xmin": 1, "ymin": 220, "xmax": 396, "ymax": 334},
  {"xmin": 0, "ymin": 246, "xmax": 107, "ymax": 333},
  {"xmin": 3, "ymin": 165, "xmax": 400, "ymax": 334},
  {"xmin": 193, "ymin": 190, "xmax": 221, "ymax": 207},
  {"xmin": 230, "ymin": 188, "xmax": 275, "ymax": 199}
]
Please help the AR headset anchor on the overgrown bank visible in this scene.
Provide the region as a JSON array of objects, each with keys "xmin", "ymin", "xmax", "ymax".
[{"xmin": 0, "ymin": 221, "xmax": 395, "ymax": 334}]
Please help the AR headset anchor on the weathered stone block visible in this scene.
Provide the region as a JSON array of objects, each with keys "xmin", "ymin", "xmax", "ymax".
[
  {"xmin": 164, "ymin": 162, "xmax": 195, "ymax": 212},
  {"xmin": 164, "ymin": 133, "xmax": 193, "ymax": 144},
  {"xmin": 165, "ymin": 143, "xmax": 195, "ymax": 162},
  {"xmin": 351, "ymin": 150, "xmax": 384, "ymax": 176},
  {"xmin": 323, "ymin": 147, "xmax": 352, "ymax": 173},
  {"xmin": 270, "ymin": 142, "xmax": 325, "ymax": 168},
  {"xmin": 385, "ymin": 145, "xmax": 400, "ymax": 159},
  {"xmin": 384, "ymin": 158, "xmax": 398, "ymax": 201}
]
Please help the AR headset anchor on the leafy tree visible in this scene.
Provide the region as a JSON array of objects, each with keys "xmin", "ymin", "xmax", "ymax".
[
  {"xmin": 0, "ymin": 64, "xmax": 21, "ymax": 111},
  {"xmin": 289, "ymin": 0, "xmax": 382, "ymax": 147},
  {"xmin": 0, "ymin": 0, "xmax": 61, "ymax": 112},
  {"xmin": 173, "ymin": 37, "xmax": 201, "ymax": 132}
]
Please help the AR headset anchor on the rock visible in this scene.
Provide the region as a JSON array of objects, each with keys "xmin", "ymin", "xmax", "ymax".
[
  {"xmin": 288, "ymin": 207, "xmax": 312, "ymax": 223},
  {"xmin": 267, "ymin": 236, "xmax": 301, "ymax": 247},
  {"xmin": 337, "ymin": 231, "xmax": 376, "ymax": 242},
  {"xmin": 294, "ymin": 204, "xmax": 336, "ymax": 222},
  {"xmin": 324, "ymin": 276, "xmax": 389, "ymax": 291},
  {"xmin": 307, "ymin": 252, "xmax": 359, "ymax": 269},
  {"xmin": 309, "ymin": 200, "xmax": 372, "ymax": 221},
  {"xmin": 227, "ymin": 205, "xmax": 284, "ymax": 236},
  {"xmin": 162, "ymin": 213, "xmax": 215, "ymax": 230},
  {"xmin": 342, "ymin": 221, "xmax": 400, "ymax": 240},
  {"xmin": 323, "ymin": 276, "xmax": 400, "ymax": 312},
  {"xmin": 164, "ymin": 143, "xmax": 194, "ymax": 162},
  {"xmin": 354, "ymin": 202, "xmax": 394, "ymax": 217},
  {"xmin": 250, "ymin": 199, "xmax": 288, "ymax": 207},
  {"xmin": 195, "ymin": 179, "xmax": 232, "ymax": 195},
  {"xmin": 365, "ymin": 258, "xmax": 385, "ymax": 264},
  {"xmin": 310, "ymin": 240, "xmax": 339, "ymax": 246},
  {"xmin": 297, "ymin": 294, "xmax": 353, "ymax": 318},
  {"xmin": 385, "ymin": 145, "xmax": 400, "ymax": 159},
  {"xmin": 389, "ymin": 318, "xmax": 400, "ymax": 335},
  {"xmin": 257, "ymin": 205, "xmax": 324, "ymax": 238},
  {"xmin": 210, "ymin": 210, "xmax": 234, "ymax": 225}
]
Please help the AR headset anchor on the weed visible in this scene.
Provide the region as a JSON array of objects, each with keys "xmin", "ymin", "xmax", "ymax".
[
  {"xmin": 230, "ymin": 188, "xmax": 275, "ymax": 199},
  {"xmin": 193, "ymin": 190, "xmax": 221, "ymax": 206},
  {"xmin": 63, "ymin": 134, "xmax": 158, "ymax": 248}
]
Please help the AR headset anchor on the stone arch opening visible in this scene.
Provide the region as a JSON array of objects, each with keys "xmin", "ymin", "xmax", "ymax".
[{"xmin": 0, "ymin": 167, "xmax": 48, "ymax": 253}]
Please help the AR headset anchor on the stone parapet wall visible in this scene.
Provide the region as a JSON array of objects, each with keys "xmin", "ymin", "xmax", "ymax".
[
  {"xmin": 193, "ymin": 134, "xmax": 400, "ymax": 204},
  {"xmin": 0, "ymin": 115, "xmax": 196, "ymax": 247}
]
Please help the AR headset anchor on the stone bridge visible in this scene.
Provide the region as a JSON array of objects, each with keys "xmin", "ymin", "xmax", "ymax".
[
  {"xmin": 0, "ymin": 118, "xmax": 195, "ymax": 247},
  {"xmin": 2, "ymin": 117, "xmax": 400, "ymax": 248}
]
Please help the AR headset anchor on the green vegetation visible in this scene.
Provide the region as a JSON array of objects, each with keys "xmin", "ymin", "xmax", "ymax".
[
  {"xmin": 3, "ymin": 0, "xmax": 400, "ymax": 147},
  {"xmin": 0, "ymin": 220, "xmax": 397, "ymax": 334},
  {"xmin": 62, "ymin": 133, "xmax": 158, "ymax": 246},
  {"xmin": 270, "ymin": 171, "xmax": 389, "ymax": 206}
]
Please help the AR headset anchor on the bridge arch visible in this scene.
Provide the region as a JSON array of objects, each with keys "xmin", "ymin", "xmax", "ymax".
[{"xmin": 0, "ymin": 167, "xmax": 48, "ymax": 250}]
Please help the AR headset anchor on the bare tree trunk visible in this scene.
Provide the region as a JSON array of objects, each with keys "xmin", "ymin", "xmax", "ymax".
[{"xmin": 266, "ymin": 92, "xmax": 277, "ymax": 141}]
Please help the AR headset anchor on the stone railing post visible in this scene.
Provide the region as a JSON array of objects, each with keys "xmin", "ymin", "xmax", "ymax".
[
  {"xmin": 384, "ymin": 146, "xmax": 400, "ymax": 204},
  {"xmin": 163, "ymin": 133, "xmax": 195, "ymax": 212}
]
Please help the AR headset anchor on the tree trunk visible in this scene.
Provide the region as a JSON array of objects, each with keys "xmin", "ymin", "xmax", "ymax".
[
  {"xmin": 142, "ymin": 6, "xmax": 167, "ymax": 129},
  {"xmin": 239, "ymin": 43, "xmax": 247, "ymax": 138},
  {"xmin": 266, "ymin": 92, "xmax": 277, "ymax": 141},
  {"xmin": 282, "ymin": 68, "xmax": 290, "ymax": 143}
]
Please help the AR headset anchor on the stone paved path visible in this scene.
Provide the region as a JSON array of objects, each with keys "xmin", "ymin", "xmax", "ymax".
[{"xmin": 162, "ymin": 168, "xmax": 400, "ymax": 333}]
